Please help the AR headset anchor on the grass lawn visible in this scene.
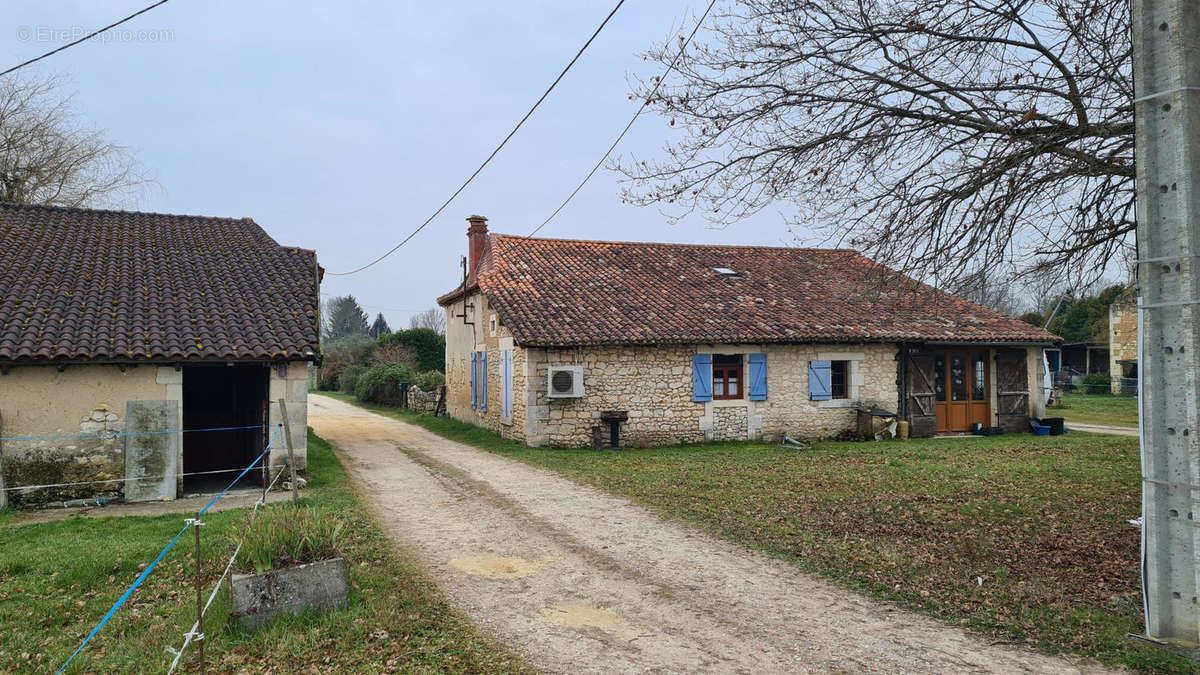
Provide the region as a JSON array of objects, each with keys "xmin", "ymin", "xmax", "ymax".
[
  {"xmin": 1049, "ymin": 392, "xmax": 1139, "ymax": 428},
  {"xmin": 0, "ymin": 429, "xmax": 531, "ymax": 674},
  {"xmin": 318, "ymin": 391, "xmax": 1191, "ymax": 674}
]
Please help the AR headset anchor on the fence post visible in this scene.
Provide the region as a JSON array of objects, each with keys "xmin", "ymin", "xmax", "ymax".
[
  {"xmin": 190, "ymin": 511, "xmax": 205, "ymax": 672},
  {"xmin": 278, "ymin": 399, "xmax": 298, "ymax": 504},
  {"xmin": 0, "ymin": 411, "xmax": 7, "ymax": 510}
]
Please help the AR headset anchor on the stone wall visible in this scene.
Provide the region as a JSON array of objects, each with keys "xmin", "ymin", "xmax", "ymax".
[
  {"xmin": 524, "ymin": 345, "xmax": 701, "ymax": 447},
  {"xmin": 0, "ymin": 361, "xmax": 312, "ymax": 505},
  {"xmin": 1110, "ymin": 300, "xmax": 1138, "ymax": 391},
  {"xmin": 444, "ymin": 291, "xmax": 524, "ymax": 439},
  {"xmin": 268, "ymin": 361, "xmax": 310, "ymax": 474},
  {"xmin": 0, "ymin": 365, "xmax": 173, "ymax": 505},
  {"xmin": 407, "ymin": 386, "xmax": 441, "ymax": 414},
  {"xmin": 522, "ymin": 342, "xmax": 902, "ymax": 448},
  {"xmin": 751, "ymin": 344, "xmax": 899, "ymax": 440}
]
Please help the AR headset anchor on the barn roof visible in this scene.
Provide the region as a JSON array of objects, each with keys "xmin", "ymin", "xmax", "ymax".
[{"xmin": 0, "ymin": 203, "xmax": 320, "ymax": 363}]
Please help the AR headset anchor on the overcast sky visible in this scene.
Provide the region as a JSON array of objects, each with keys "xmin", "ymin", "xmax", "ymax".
[{"xmin": 3, "ymin": 1, "xmax": 810, "ymax": 328}]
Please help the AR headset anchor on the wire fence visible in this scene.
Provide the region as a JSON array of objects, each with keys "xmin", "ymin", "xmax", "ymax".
[
  {"xmin": 54, "ymin": 418, "xmax": 300, "ymax": 674},
  {"xmin": 1, "ymin": 423, "xmax": 274, "ymax": 496}
]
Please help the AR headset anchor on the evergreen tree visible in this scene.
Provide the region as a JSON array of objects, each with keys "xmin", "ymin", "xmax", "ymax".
[
  {"xmin": 369, "ymin": 313, "xmax": 391, "ymax": 339},
  {"xmin": 323, "ymin": 295, "xmax": 369, "ymax": 341}
]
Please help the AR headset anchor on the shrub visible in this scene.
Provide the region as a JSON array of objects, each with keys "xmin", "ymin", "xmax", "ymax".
[
  {"xmin": 1079, "ymin": 373, "xmax": 1112, "ymax": 392},
  {"xmin": 355, "ymin": 362, "xmax": 416, "ymax": 405},
  {"xmin": 377, "ymin": 328, "xmax": 445, "ymax": 373},
  {"xmin": 412, "ymin": 370, "xmax": 445, "ymax": 392},
  {"xmin": 238, "ymin": 506, "xmax": 345, "ymax": 574},
  {"xmin": 339, "ymin": 364, "xmax": 367, "ymax": 395}
]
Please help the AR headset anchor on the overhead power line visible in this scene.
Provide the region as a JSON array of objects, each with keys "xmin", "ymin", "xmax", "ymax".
[
  {"xmin": 527, "ymin": 0, "xmax": 717, "ymax": 238},
  {"xmin": 0, "ymin": 0, "xmax": 172, "ymax": 79},
  {"xmin": 328, "ymin": 0, "xmax": 628, "ymax": 277}
]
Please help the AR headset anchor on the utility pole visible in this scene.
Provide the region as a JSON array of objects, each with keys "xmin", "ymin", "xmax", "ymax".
[{"xmin": 1133, "ymin": 0, "xmax": 1200, "ymax": 646}]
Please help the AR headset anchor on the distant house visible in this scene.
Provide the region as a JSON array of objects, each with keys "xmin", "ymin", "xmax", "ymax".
[
  {"xmin": 1056, "ymin": 342, "xmax": 1110, "ymax": 377},
  {"xmin": 436, "ymin": 216, "xmax": 1058, "ymax": 447},
  {"xmin": 0, "ymin": 203, "xmax": 320, "ymax": 506},
  {"xmin": 1109, "ymin": 289, "xmax": 1138, "ymax": 393}
]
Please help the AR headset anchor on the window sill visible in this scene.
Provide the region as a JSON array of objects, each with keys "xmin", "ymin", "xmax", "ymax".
[
  {"xmin": 816, "ymin": 398, "xmax": 856, "ymax": 409},
  {"xmin": 707, "ymin": 398, "xmax": 750, "ymax": 408}
]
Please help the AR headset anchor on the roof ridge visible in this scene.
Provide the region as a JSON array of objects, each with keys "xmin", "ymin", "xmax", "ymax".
[
  {"xmin": 490, "ymin": 232, "xmax": 856, "ymax": 253},
  {"xmin": 0, "ymin": 200, "xmax": 258, "ymax": 224}
]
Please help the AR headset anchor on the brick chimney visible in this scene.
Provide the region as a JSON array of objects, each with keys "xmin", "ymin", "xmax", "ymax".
[{"xmin": 467, "ymin": 214, "xmax": 488, "ymax": 277}]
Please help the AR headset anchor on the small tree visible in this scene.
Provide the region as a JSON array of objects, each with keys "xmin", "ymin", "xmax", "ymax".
[
  {"xmin": 408, "ymin": 307, "xmax": 445, "ymax": 335},
  {"xmin": 323, "ymin": 295, "xmax": 369, "ymax": 341},
  {"xmin": 369, "ymin": 313, "xmax": 391, "ymax": 339},
  {"xmin": 0, "ymin": 75, "xmax": 149, "ymax": 206}
]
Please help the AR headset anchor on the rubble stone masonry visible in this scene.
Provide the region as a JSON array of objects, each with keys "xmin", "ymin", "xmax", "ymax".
[{"xmin": 445, "ymin": 292, "xmax": 908, "ymax": 447}]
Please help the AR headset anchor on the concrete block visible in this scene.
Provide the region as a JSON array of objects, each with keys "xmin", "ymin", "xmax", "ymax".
[
  {"xmin": 124, "ymin": 400, "xmax": 180, "ymax": 502},
  {"xmin": 231, "ymin": 558, "xmax": 348, "ymax": 632}
]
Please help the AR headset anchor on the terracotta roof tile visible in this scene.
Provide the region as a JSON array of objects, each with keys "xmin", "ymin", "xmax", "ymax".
[
  {"xmin": 0, "ymin": 203, "xmax": 320, "ymax": 363},
  {"xmin": 441, "ymin": 234, "xmax": 1058, "ymax": 347}
]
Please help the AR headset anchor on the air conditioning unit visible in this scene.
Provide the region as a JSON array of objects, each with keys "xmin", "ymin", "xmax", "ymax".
[{"xmin": 547, "ymin": 365, "xmax": 585, "ymax": 398}]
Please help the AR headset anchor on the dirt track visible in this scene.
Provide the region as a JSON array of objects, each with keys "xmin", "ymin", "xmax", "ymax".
[{"xmin": 309, "ymin": 394, "xmax": 1115, "ymax": 674}]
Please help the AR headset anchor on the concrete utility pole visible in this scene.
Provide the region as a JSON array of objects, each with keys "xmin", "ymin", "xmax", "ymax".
[{"xmin": 1133, "ymin": 0, "xmax": 1200, "ymax": 645}]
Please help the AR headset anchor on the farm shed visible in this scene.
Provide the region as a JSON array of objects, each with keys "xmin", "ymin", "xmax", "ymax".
[
  {"xmin": 437, "ymin": 216, "xmax": 1059, "ymax": 448},
  {"xmin": 0, "ymin": 203, "xmax": 320, "ymax": 506}
]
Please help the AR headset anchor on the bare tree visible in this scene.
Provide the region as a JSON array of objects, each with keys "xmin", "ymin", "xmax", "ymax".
[
  {"xmin": 947, "ymin": 269, "xmax": 1023, "ymax": 316},
  {"xmin": 0, "ymin": 75, "xmax": 148, "ymax": 206},
  {"xmin": 408, "ymin": 307, "xmax": 446, "ymax": 335},
  {"xmin": 618, "ymin": 0, "xmax": 1132, "ymax": 286}
]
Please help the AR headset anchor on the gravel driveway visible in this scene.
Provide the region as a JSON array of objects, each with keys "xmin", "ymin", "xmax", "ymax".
[{"xmin": 308, "ymin": 394, "xmax": 1114, "ymax": 674}]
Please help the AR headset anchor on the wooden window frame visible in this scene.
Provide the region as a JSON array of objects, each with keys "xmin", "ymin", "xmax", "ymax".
[
  {"xmin": 829, "ymin": 360, "xmax": 849, "ymax": 399},
  {"xmin": 712, "ymin": 354, "xmax": 744, "ymax": 401}
]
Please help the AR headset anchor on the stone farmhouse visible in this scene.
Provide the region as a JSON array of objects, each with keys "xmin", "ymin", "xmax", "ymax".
[
  {"xmin": 437, "ymin": 216, "xmax": 1059, "ymax": 448},
  {"xmin": 0, "ymin": 203, "xmax": 320, "ymax": 507}
]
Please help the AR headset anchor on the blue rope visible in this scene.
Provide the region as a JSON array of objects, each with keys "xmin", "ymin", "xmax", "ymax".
[
  {"xmin": 56, "ymin": 521, "xmax": 192, "ymax": 675},
  {"xmin": 1, "ymin": 424, "xmax": 264, "ymax": 443},
  {"xmin": 55, "ymin": 424, "xmax": 286, "ymax": 673},
  {"xmin": 199, "ymin": 426, "xmax": 283, "ymax": 516}
]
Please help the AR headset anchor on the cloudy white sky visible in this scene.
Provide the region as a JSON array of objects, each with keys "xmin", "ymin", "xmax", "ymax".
[{"xmin": 3, "ymin": 1, "xmax": 810, "ymax": 327}]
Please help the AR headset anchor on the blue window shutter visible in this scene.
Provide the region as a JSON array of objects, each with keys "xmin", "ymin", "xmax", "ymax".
[
  {"xmin": 692, "ymin": 353, "xmax": 713, "ymax": 402},
  {"xmin": 470, "ymin": 352, "xmax": 477, "ymax": 409},
  {"xmin": 748, "ymin": 353, "xmax": 768, "ymax": 401},
  {"xmin": 502, "ymin": 350, "xmax": 513, "ymax": 418},
  {"xmin": 809, "ymin": 360, "xmax": 832, "ymax": 401},
  {"xmin": 481, "ymin": 351, "xmax": 488, "ymax": 412}
]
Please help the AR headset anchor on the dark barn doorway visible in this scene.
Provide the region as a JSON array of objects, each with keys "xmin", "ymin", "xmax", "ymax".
[{"xmin": 182, "ymin": 364, "xmax": 269, "ymax": 493}]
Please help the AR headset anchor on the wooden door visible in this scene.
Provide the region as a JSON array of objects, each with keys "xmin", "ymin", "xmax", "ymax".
[
  {"xmin": 995, "ymin": 348, "xmax": 1030, "ymax": 433},
  {"xmin": 905, "ymin": 347, "xmax": 938, "ymax": 438},
  {"xmin": 934, "ymin": 350, "xmax": 991, "ymax": 432}
]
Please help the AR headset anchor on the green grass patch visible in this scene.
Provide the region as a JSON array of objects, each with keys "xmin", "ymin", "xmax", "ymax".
[
  {"xmin": 0, "ymin": 429, "xmax": 531, "ymax": 674},
  {"xmin": 1049, "ymin": 392, "xmax": 1139, "ymax": 428},
  {"xmin": 318, "ymin": 391, "xmax": 1191, "ymax": 673}
]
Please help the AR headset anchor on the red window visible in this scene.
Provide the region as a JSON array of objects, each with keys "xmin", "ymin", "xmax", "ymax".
[{"xmin": 712, "ymin": 355, "xmax": 743, "ymax": 400}]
